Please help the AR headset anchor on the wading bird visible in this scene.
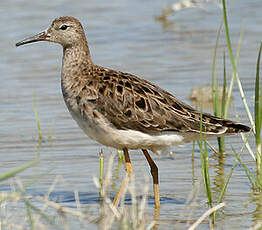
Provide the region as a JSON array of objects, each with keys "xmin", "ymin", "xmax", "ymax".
[{"xmin": 16, "ymin": 16, "xmax": 250, "ymax": 208}]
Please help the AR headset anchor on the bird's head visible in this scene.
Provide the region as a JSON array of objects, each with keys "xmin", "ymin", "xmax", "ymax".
[{"xmin": 16, "ymin": 16, "xmax": 86, "ymax": 48}]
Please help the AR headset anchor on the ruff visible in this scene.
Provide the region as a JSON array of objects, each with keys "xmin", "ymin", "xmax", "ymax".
[{"xmin": 16, "ymin": 16, "xmax": 250, "ymax": 208}]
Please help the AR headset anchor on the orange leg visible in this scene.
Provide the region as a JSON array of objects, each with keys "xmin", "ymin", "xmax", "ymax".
[
  {"xmin": 113, "ymin": 148, "xmax": 133, "ymax": 206},
  {"xmin": 123, "ymin": 148, "xmax": 133, "ymax": 175},
  {"xmin": 142, "ymin": 149, "xmax": 160, "ymax": 208}
]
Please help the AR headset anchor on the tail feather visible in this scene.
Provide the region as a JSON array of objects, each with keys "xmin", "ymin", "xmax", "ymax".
[
  {"xmin": 222, "ymin": 120, "xmax": 251, "ymax": 134},
  {"xmin": 196, "ymin": 112, "xmax": 251, "ymax": 135}
]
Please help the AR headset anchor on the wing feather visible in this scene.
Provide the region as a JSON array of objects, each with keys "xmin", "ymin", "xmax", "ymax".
[{"xmin": 80, "ymin": 65, "xmax": 249, "ymax": 135}]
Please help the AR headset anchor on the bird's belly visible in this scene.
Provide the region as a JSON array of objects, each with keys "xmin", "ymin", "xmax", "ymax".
[
  {"xmin": 67, "ymin": 104, "xmax": 114, "ymax": 145},
  {"xmin": 63, "ymin": 96, "xmax": 187, "ymax": 153},
  {"xmin": 68, "ymin": 107, "xmax": 187, "ymax": 154}
]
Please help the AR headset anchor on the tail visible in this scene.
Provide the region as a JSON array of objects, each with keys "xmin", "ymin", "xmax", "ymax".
[
  {"xmin": 222, "ymin": 120, "xmax": 251, "ymax": 134},
  {"xmin": 198, "ymin": 112, "xmax": 251, "ymax": 135}
]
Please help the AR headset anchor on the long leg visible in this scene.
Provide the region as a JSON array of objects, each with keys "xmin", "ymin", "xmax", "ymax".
[
  {"xmin": 142, "ymin": 149, "xmax": 160, "ymax": 208},
  {"xmin": 113, "ymin": 148, "xmax": 133, "ymax": 206},
  {"xmin": 123, "ymin": 148, "xmax": 133, "ymax": 175}
]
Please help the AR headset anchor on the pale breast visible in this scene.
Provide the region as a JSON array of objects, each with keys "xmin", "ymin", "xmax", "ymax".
[
  {"xmin": 61, "ymin": 76, "xmax": 189, "ymax": 153},
  {"xmin": 63, "ymin": 93, "xmax": 189, "ymax": 155}
]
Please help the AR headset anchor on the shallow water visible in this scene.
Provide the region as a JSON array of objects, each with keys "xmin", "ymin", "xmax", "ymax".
[{"xmin": 1, "ymin": 0, "xmax": 262, "ymax": 229}]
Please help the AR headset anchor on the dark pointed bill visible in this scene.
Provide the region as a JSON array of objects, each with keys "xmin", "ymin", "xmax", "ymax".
[{"xmin": 16, "ymin": 31, "xmax": 49, "ymax": 47}]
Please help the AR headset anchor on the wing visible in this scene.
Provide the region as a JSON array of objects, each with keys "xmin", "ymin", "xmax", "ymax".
[{"xmin": 80, "ymin": 65, "xmax": 249, "ymax": 135}]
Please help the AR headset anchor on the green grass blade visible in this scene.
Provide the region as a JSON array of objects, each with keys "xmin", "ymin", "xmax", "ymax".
[
  {"xmin": 198, "ymin": 113, "xmax": 213, "ymax": 224},
  {"xmin": 224, "ymin": 24, "xmax": 243, "ymax": 118},
  {"xmin": 222, "ymin": 0, "xmax": 254, "ymax": 130},
  {"xmin": 212, "ymin": 20, "xmax": 223, "ymax": 117},
  {"xmin": 222, "ymin": 52, "xmax": 227, "ymax": 118},
  {"xmin": 26, "ymin": 203, "xmax": 35, "ymax": 230},
  {"xmin": 216, "ymin": 129, "xmax": 255, "ymax": 216},
  {"xmin": 0, "ymin": 158, "xmax": 40, "ymax": 182},
  {"xmin": 255, "ymin": 43, "xmax": 262, "ymax": 144},
  {"xmin": 255, "ymin": 42, "xmax": 262, "ymax": 179},
  {"xmin": 232, "ymin": 149, "xmax": 259, "ymax": 189},
  {"xmin": 117, "ymin": 150, "xmax": 124, "ymax": 162},
  {"xmin": 204, "ymin": 140, "xmax": 212, "ymax": 207},
  {"xmin": 218, "ymin": 52, "xmax": 227, "ymax": 153}
]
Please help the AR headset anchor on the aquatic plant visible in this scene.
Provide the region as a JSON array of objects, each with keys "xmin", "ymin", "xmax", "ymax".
[{"xmin": 221, "ymin": 0, "xmax": 262, "ymax": 190}]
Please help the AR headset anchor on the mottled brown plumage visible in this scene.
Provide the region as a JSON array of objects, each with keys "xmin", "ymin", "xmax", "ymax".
[
  {"xmin": 16, "ymin": 16, "xmax": 250, "ymax": 208},
  {"xmin": 16, "ymin": 16, "xmax": 250, "ymax": 141},
  {"xmin": 63, "ymin": 63, "xmax": 249, "ymax": 136}
]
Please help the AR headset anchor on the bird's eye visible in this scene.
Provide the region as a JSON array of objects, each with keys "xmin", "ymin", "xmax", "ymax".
[{"xmin": 60, "ymin": 25, "xmax": 69, "ymax": 30}]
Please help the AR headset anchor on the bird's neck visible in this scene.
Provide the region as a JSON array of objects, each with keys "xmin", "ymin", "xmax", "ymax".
[
  {"xmin": 61, "ymin": 42, "xmax": 94, "ymax": 101},
  {"xmin": 62, "ymin": 42, "xmax": 93, "ymax": 80}
]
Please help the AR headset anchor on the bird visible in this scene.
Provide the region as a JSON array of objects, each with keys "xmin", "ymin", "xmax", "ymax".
[{"xmin": 16, "ymin": 16, "xmax": 250, "ymax": 208}]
